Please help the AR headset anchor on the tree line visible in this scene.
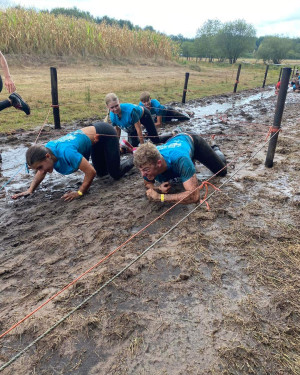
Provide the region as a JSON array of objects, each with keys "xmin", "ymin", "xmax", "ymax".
[
  {"xmin": 178, "ymin": 19, "xmax": 300, "ymax": 64},
  {"xmin": 32, "ymin": 7, "xmax": 300, "ymax": 64}
]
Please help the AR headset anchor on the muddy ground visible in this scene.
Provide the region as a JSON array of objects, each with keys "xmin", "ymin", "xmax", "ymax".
[{"xmin": 0, "ymin": 87, "xmax": 299, "ymax": 375}]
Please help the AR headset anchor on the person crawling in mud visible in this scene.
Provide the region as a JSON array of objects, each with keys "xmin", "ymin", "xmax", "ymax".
[
  {"xmin": 291, "ymin": 77, "xmax": 300, "ymax": 93},
  {"xmin": 139, "ymin": 91, "xmax": 190, "ymax": 128},
  {"xmin": 11, "ymin": 122, "xmax": 134, "ymax": 202},
  {"xmin": 105, "ymin": 92, "xmax": 160, "ymax": 147},
  {"xmin": 133, "ymin": 133, "xmax": 227, "ymax": 204}
]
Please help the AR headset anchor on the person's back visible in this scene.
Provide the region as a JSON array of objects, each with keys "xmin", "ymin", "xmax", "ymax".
[
  {"xmin": 139, "ymin": 91, "xmax": 190, "ymax": 127},
  {"xmin": 155, "ymin": 134, "xmax": 195, "ymax": 183}
]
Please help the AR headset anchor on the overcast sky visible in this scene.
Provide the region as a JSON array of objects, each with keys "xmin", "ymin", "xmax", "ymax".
[{"xmin": 2, "ymin": 0, "xmax": 300, "ymax": 38}]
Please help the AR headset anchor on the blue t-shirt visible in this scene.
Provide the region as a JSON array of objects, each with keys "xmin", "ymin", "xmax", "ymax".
[
  {"xmin": 45, "ymin": 130, "xmax": 92, "ymax": 175},
  {"xmin": 139, "ymin": 99, "xmax": 165, "ymax": 117},
  {"xmin": 150, "ymin": 134, "xmax": 195, "ymax": 183},
  {"xmin": 110, "ymin": 103, "xmax": 143, "ymax": 132}
]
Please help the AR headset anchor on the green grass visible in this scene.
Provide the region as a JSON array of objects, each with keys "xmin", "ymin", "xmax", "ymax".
[{"xmin": 0, "ymin": 57, "xmax": 295, "ymax": 133}]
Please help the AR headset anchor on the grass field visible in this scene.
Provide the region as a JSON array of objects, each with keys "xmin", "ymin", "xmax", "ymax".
[{"xmin": 0, "ymin": 56, "xmax": 296, "ymax": 133}]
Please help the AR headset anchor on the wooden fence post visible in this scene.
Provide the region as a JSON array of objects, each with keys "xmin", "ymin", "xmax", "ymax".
[
  {"xmin": 182, "ymin": 72, "xmax": 190, "ymax": 104},
  {"xmin": 278, "ymin": 67, "xmax": 282, "ymax": 82},
  {"xmin": 50, "ymin": 67, "xmax": 61, "ymax": 129},
  {"xmin": 233, "ymin": 64, "xmax": 241, "ymax": 93},
  {"xmin": 265, "ymin": 67, "xmax": 291, "ymax": 168},
  {"xmin": 262, "ymin": 65, "xmax": 269, "ymax": 88}
]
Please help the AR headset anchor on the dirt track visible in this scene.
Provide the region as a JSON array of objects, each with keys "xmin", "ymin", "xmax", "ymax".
[{"xmin": 0, "ymin": 87, "xmax": 299, "ymax": 374}]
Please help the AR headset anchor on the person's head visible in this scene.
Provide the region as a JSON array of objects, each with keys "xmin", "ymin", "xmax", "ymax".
[
  {"xmin": 105, "ymin": 92, "xmax": 121, "ymax": 115},
  {"xmin": 140, "ymin": 91, "xmax": 151, "ymax": 109},
  {"xmin": 26, "ymin": 145, "xmax": 55, "ymax": 174},
  {"xmin": 134, "ymin": 142, "xmax": 163, "ymax": 180}
]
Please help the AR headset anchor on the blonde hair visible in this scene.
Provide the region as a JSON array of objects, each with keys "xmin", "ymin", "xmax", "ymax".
[
  {"xmin": 105, "ymin": 92, "xmax": 119, "ymax": 106},
  {"xmin": 134, "ymin": 142, "xmax": 161, "ymax": 168},
  {"xmin": 140, "ymin": 91, "xmax": 151, "ymax": 102}
]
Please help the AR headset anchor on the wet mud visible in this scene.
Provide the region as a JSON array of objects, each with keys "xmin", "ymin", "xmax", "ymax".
[{"xmin": 0, "ymin": 86, "xmax": 299, "ymax": 374}]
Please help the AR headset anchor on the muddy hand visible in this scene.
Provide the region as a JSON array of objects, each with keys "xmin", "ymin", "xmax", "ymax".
[
  {"xmin": 11, "ymin": 190, "xmax": 32, "ymax": 199},
  {"xmin": 61, "ymin": 191, "xmax": 82, "ymax": 202},
  {"xmin": 159, "ymin": 182, "xmax": 171, "ymax": 193},
  {"xmin": 146, "ymin": 188, "xmax": 159, "ymax": 201}
]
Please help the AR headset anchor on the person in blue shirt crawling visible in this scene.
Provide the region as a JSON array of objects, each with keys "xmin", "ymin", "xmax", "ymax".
[
  {"xmin": 133, "ymin": 133, "xmax": 227, "ymax": 204},
  {"xmin": 105, "ymin": 92, "xmax": 160, "ymax": 147},
  {"xmin": 139, "ymin": 91, "xmax": 190, "ymax": 128},
  {"xmin": 11, "ymin": 122, "xmax": 134, "ymax": 202}
]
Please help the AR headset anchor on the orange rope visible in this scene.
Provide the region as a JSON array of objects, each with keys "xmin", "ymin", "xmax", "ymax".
[
  {"xmin": 0, "ymin": 108, "xmax": 286, "ymax": 339},
  {"xmin": 34, "ymin": 107, "xmax": 52, "ymax": 144},
  {"xmin": 0, "ymin": 159, "xmax": 229, "ymax": 339},
  {"xmin": 199, "ymin": 181, "xmax": 220, "ymax": 210},
  {"xmin": 264, "ymin": 126, "xmax": 281, "ymax": 141}
]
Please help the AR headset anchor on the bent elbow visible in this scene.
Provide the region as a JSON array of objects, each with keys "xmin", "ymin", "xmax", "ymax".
[
  {"xmin": 191, "ymin": 190, "xmax": 200, "ymax": 203},
  {"xmin": 90, "ymin": 167, "xmax": 97, "ymax": 179}
]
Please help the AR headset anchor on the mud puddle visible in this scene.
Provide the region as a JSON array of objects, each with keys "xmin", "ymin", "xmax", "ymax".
[
  {"xmin": 1, "ymin": 86, "xmax": 300, "ymax": 375},
  {"xmin": 0, "ymin": 87, "xmax": 277, "ymax": 196},
  {"xmin": 190, "ymin": 88, "xmax": 274, "ymax": 117}
]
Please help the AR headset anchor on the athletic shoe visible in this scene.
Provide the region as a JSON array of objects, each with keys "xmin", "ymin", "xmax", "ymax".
[
  {"xmin": 0, "ymin": 75, "xmax": 2, "ymax": 93},
  {"xmin": 212, "ymin": 145, "xmax": 227, "ymax": 164},
  {"xmin": 9, "ymin": 93, "xmax": 30, "ymax": 115},
  {"xmin": 120, "ymin": 139, "xmax": 134, "ymax": 152}
]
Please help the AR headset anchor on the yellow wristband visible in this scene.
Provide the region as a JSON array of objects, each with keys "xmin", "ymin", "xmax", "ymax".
[
  {"xmin": 77, "ymin": 190, "xmax": 83, "ymax": 196},
  {"xmin": 161, "ymin": 194, "xmax": 165, "ymax": 202}
]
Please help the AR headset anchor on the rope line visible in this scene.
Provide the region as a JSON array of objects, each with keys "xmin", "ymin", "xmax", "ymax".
[
  {"xmin": 34, "ymin": 107, "xmax": 52, "ymax": 144},
  {"xmin": 1, "ymin": 117, "xmax": 275, "ymax": 190},
  {"xmin": 0, "ymin": 125, "xmax": 279, "ymax": 339},
  {"xmin": 0, "ymin": 170, "xmax": 223, "ymax": 340},
  {"xmin": 0, "ymin": 106, "xmax": 53, "ymax": 192},
  {"xmin": 0, "ymin": 128, "xmax": 280, "ymax": 372},
  {"xmin": 0, "ymin": 164, "xmax": 25, "ymax": 192}
]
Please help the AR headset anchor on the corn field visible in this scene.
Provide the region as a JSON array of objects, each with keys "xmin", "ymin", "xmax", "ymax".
[{"xmin": 0, "ymin": 8, "xmax": 179, "ymax": 59}]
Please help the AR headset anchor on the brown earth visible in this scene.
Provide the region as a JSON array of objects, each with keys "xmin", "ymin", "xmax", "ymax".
[{"xmin": 0, "ymin": 87, "xmax": 299, "ymax": 375}]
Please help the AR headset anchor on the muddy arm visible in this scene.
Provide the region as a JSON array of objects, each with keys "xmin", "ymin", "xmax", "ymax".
[
  {"xmin": 116, "ymin": 126, "xmax": 121, "ymax": 139},
  {"xmin": 134, "ymin": 121, "xmax": 144, "ymax": 144},
  {"xmin": 61, "ymin": 158, "xmax": 96, "ymax": 202},
  {"xmin": 146, "ymin": 175, "xmax": 200, "ymax": 204},
  {"xmin": 155, "ymin": 115, "xmax": 163, "ymax": 127},
  {"xmin": 11, "ymin": 170, "xmax": 47, "ymax": 199}
]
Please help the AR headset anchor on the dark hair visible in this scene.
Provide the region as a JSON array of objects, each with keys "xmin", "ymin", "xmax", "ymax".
[{"xmin": 26, "ymin": 145, "xmax": 52, "ymax": 166}]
